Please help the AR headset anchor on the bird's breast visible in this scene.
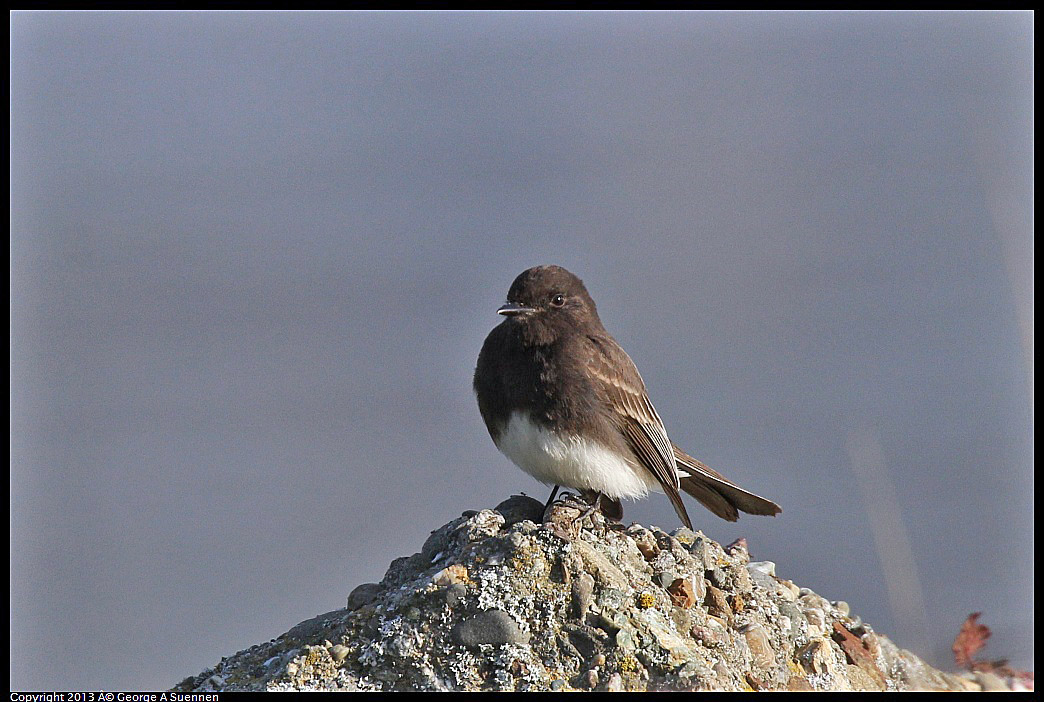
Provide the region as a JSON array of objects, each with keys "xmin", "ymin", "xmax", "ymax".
[{"xmin": 493, "ymin": 411, "xmax": 662, "ymax": 500}]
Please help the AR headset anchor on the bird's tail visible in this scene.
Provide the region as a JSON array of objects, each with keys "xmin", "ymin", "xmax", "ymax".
[{"xmin": 673, "ymin": 444, "xmax": 782, "ymax": 522}]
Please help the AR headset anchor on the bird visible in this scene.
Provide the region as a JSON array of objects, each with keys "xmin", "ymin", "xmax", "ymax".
[{"xmin": 473, "ymin": 265, "xmax": 781, "ymax": 529}]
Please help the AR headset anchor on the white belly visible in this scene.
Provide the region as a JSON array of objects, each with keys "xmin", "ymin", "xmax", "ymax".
[{"xmin": 494, "ymin": 411, "xmax": 663, "ymax": 500}]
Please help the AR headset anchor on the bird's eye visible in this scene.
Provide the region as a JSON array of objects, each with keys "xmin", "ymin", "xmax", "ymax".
[{"xmin": 550, "ymin": 294, "xmax": 565, "ymax": 307}]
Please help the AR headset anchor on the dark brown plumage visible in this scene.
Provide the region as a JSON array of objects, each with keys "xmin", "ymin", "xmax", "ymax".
[{"xmin": 474, "ymin": 265, "xmax": 781, "ymax": 528}]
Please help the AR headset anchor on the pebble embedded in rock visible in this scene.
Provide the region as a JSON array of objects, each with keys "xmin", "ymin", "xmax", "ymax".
[
  {"xmin": 731, "ymin": 565, "xmax": 753, "ymax": 595},
  {"xmin": 741, "ymin": 624, "xmax": 775, "ymax": 670},
  {"xmin": 632, "ymin": 531, "xmax": 660, "ymax": 560},
  {"xmin": 346, "ymin": 583, "xmax": 382, "ymax": 611},
  {"xmin": 575, "ymin": 541, "xmax": 629, "ymax": 589},
  {"xmin": 704, "ymin": 584, "xmax": 731, "ymax": 619},
  {"xmin": 432, "ymin": 563, "xmax": 468, "ymax": 587},
  {"xmin": 452, "ymin": 609, "xmax": 530, "ymax": 647},
  {"xmin": 803, "ymin": 607, "xmax": 826, "ymax": 634},
  {"xmin": 798, "ymin": 638, "xmax": 841, "ymax": 677},
  {"xmin": 443, "ymin": 582, "xmax": 466, "ymax": 607},
  {"xmin": 691, "ymin": 624, "xmax": 725, "ymax": 649},
  {"xmin": 975, "ymin": 671, "xmax": 1011, "ymax": 692},
  {"xmin": 615, "ymin": 628, "xmax": 635, "ymax": 651},
  {"xmin": 667, "ymin": 577, "xmax": 697, "ymax": 608},
  {"xmin": 571, "ymin": 572, "xmax": 595, "ymax": 619},
  {"xmin": 747, "ymin": 560, "xmax": 776, "ymax": 578},
  {"xmin": 494, "ymin": 494, "xmax": 545, "ymax": 525},
  {"xmin": 655, "ymin": 570, "xmax": 678, "ymax": 589},
  {"xmin": 670, "ymin": 527, "xmax": 697, "ymax": 545}
]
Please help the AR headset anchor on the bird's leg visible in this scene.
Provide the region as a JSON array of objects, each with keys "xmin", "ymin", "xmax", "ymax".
[
  {"xmin": 543, "ymin": 485, "xmax": 561, "ymax": 512},
  {"xmin": 541, "ymin": 485, "xmax": 561, "ymax": 522}
]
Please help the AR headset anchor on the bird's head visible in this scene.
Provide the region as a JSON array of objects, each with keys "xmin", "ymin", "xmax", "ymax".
[{"xmin": 497, "ymin": 266, "xmax": 601, "ymax": 332}]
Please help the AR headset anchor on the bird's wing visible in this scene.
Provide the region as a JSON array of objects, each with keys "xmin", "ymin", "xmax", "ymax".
[{"xmin": 586, "ymin": 335, "xmax": 692, "ymax": 528}]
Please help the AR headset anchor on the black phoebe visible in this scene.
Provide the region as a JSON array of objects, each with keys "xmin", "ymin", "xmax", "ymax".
[{"xmin": 473, "ymin": 265, "xmax": 781, "ymax": 529}]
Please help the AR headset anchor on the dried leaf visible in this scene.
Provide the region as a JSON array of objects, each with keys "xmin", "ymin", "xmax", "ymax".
[
  {"xmin": 953, "ymin": 612, "xmax": 991, "ymax": 669},
  {"xmin": 970, "ymin": 658, "xmax": 1009, "ymax": 673},
  {"xmin": 951, "ymin": 613, "xmax": 1033, "ymax": 689}
]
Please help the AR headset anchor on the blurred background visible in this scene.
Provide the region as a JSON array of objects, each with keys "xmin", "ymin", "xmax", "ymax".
[{"xmin": 11, "ymin": 11, "xmax": 1032, "ymax": 690}]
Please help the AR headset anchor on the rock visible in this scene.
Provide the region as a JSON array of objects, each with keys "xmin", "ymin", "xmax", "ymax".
[{"xmin": 170, "ymin": 502, "xmax": 1022, "ymax": 692}]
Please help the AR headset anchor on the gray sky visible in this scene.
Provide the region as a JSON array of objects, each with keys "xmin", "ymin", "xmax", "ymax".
[{"xmin": 11, "ymin": 11, "xmax": 1033, "ymax": 690}]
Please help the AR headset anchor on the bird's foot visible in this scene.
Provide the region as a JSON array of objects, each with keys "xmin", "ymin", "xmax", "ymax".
[{"xmin": 542, "ymin": 491, "xmax": 607, "ymax": 538}]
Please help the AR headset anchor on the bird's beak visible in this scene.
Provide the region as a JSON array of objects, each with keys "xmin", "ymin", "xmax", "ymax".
[{"xmin": 498, "ymin": 302, "xmax": 536, "ymax": 316}]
